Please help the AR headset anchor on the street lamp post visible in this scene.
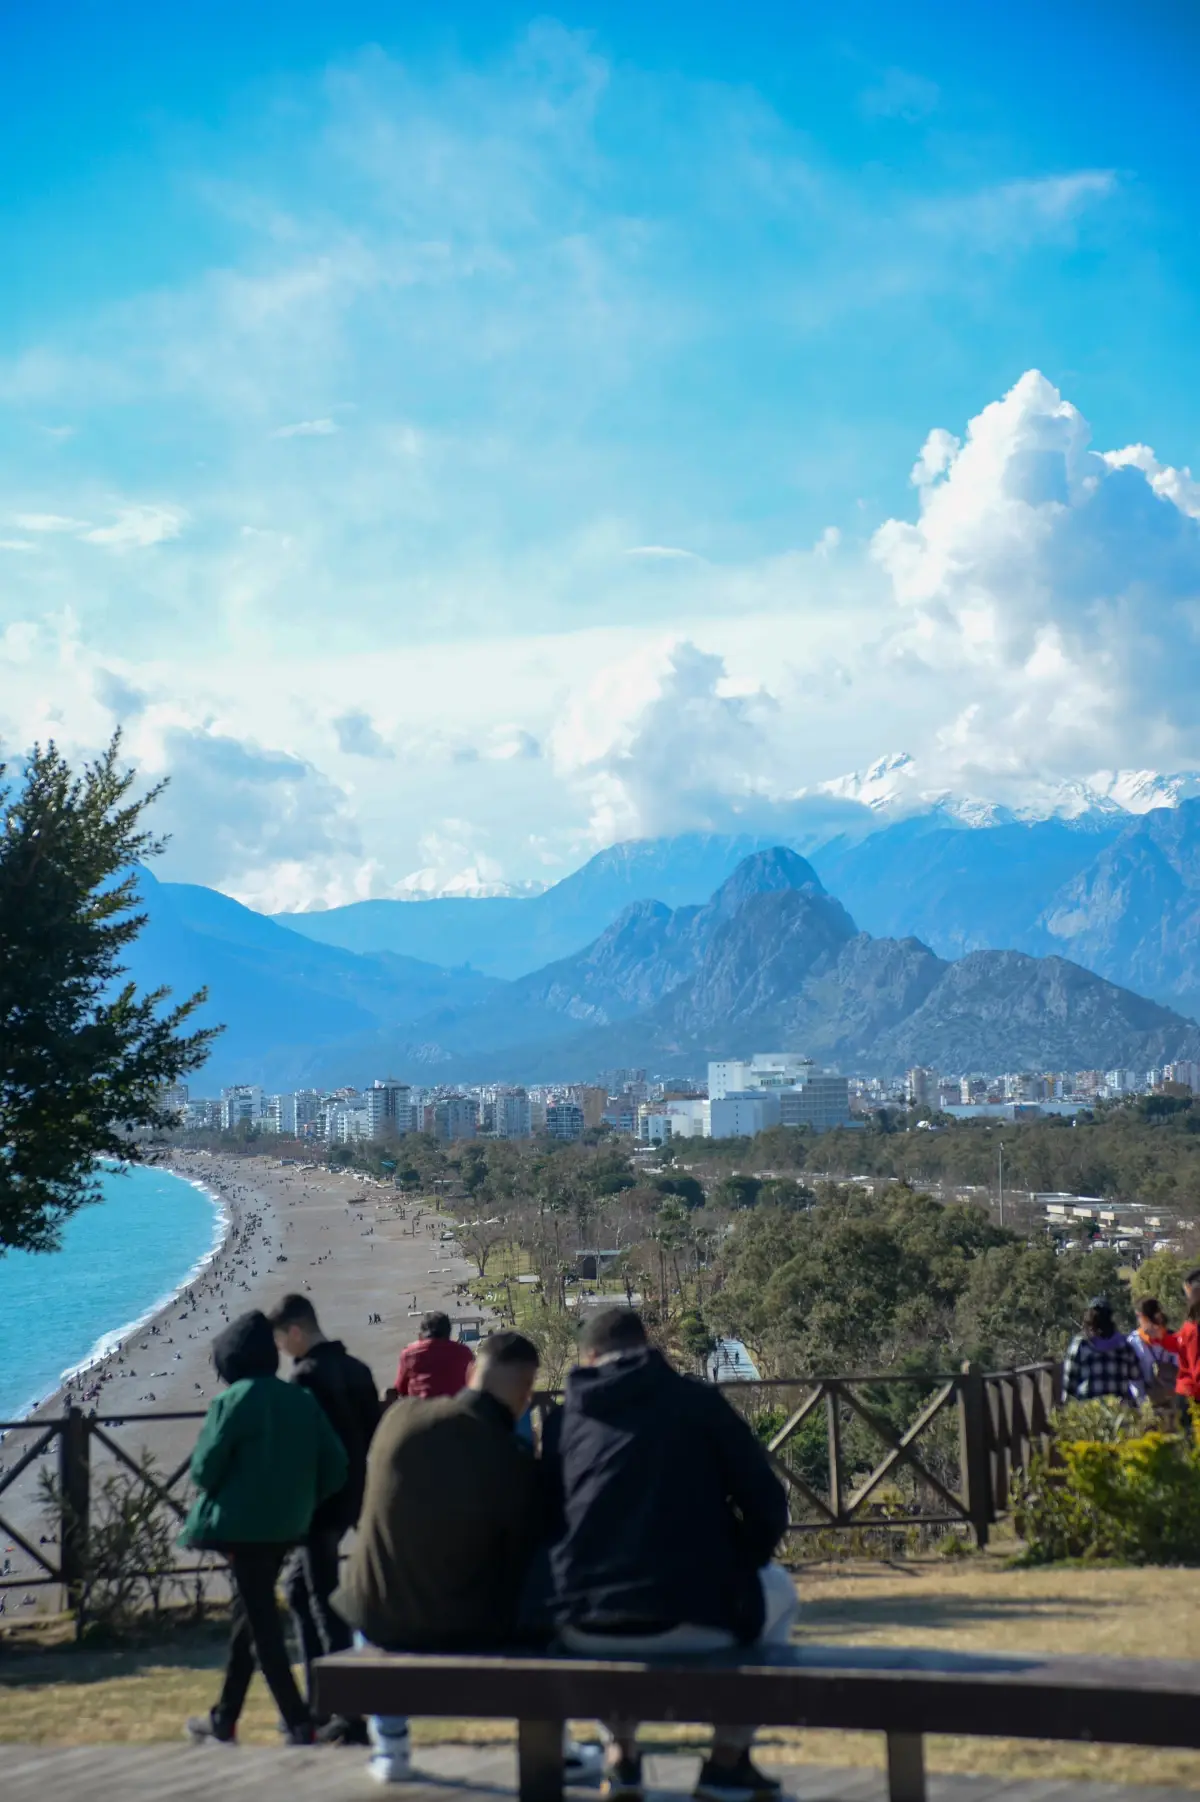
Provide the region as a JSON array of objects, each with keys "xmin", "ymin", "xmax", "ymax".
[{"xmin": 998, "ymin": 1141, "xmax": 1005, "ymax": 1229}]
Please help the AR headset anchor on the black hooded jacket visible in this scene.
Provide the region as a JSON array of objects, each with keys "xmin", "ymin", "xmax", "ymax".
[
  {"xmin": 545, "ymin": 1348, "xmax": 788, "ymax": 1643},
  {"xmin": 290, "ymin": 1339, "xmax": 382, "ymax": 1533}
]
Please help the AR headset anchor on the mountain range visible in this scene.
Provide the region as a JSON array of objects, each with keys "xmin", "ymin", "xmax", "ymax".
[
  {"xmin": 132, "ymin": 840, "xmax": 1200, "ymax": 1090},
  {"xmin": 271, "ymin": 794, "xmax": 1200, "ymax": 1022}
]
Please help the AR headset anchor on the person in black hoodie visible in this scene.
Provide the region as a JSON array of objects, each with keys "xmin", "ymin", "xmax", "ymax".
[
  {"xmin": 546, "ymin": 1308, "xmax": 795, "ymax": 1802},
  {"xmin": 269, "ymin": 1293, "xmax": 382, "ymax": 1744}
]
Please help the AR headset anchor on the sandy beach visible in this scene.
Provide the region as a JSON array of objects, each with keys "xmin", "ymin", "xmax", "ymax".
[{"xmin": 0, "ymin": 1151, "xmax": 484, "ymax": 1610}]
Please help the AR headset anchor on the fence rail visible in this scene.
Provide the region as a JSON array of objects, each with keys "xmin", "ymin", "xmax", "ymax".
[{"xmin": 0, "ymin": 1361, "xmax": 1060, "ymax": 1616}]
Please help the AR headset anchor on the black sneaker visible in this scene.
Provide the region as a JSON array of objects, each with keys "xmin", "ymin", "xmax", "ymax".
[
  {"xmin": 281, "ymin": 1721, "xmax": 316, "ymax": 1746},
  {"xmin": 185, "ymin": 1712, "xmax": 236, "ymax": 1746},
  {"xmin": 316, "ymin": 1716, "xmax": 372, "ymax": 1747},
  {"xmin": 694, "ymin": 1753, "xmax": 782, "ymax": 1802},
  {"xmin": 601, "ymin": 1751, "xmax": 644, "ymax": 1801}
]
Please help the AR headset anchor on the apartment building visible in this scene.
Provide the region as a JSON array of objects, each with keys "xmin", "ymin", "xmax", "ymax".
[
  {"xmin": 220, "ymin": 1085, "xmax": 263, "ymax": 1131},
  {"xmin": 366, "ymin": 1078, "xmax": 416, "ymax": 1140},
  {"xmin": 492, "ymin": 1089, "xmax": 533, "ymax": 1139},
  {"xmin": 546, "ymin": 1102, "xmax": 585, "ymax": 1141}
]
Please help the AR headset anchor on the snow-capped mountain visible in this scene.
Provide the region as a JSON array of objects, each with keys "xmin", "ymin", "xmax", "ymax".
[{"xmin": 796, "ymin": 752, "xmax": 1200, "ymax": 827}]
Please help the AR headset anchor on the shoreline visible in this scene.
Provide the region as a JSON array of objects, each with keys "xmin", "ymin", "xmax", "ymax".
[
  {"xmin": 14, "ymin": 1167, "xmax": 232, "ymax": 1427},
  {"xmin": 0, "ymin": 1150, "xmax": 481, "ymax": 1608}
]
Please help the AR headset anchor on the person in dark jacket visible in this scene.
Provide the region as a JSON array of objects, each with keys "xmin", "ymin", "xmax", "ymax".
[
  {"xmin": 269, "ymin": 1293, "xmax": 382, "ymax": 1744},
  {"xmin": 545, "ymin": 1309, "xmax": 795, "ymax": 1802},
  {"xmin": 333, "ymin": 1331, "xmax": 542, "ymax": 1784},
  {"xmin": 181, "ymin": 1310, "xmax": 348, "ymax": 1746}
]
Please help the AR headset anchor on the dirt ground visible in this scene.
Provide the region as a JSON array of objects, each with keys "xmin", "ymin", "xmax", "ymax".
[{"xmin": 3, "ymin": 1557, "xmax": 1200, "ymax": 1787}]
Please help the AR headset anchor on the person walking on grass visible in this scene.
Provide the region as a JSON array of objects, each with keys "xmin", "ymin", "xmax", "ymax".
[
  {"xmin": 181, "ymin": 1310, "xmax": 348, "ymax": 1747},
  {"xmin": 269, "ymin": 1292, "xmax": 382, "ymax": 1747},
  {"xmin": 544, "ymin": 1307, "xmax": 795, "ymax": 1802},
  {"xmin": 394, "ymin": 1309, "xmax": 474, "ymax": 1398},
  {"xmin": 1062, "ymin": 1298, "xmax": 1142, "ymax": 1403}
]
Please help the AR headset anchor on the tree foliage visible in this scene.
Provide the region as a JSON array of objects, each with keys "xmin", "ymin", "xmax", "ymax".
[
  {"xmin": 0, "ymin": 737, "xmax": 217, "ymax": 1252},
  {"xmin": 713, "ymin": 1184, "xmax": 1129, "ymax": 1373}
]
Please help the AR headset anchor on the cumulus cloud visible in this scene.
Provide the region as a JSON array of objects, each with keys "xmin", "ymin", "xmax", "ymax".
[
  {"xmin": 871, "ymin": 369, "xmax": 1200, "ymax": 782},
  {"xmin": 150, "ymin": 727, "xmax": 361, "ymax": 901},
  {"xmin": 333, "ymin": 708, "xmax": 393, "ymax": 758},
  {"xmin": 554, "ymin": 640, "xmax": 780, "ymax": 842}
]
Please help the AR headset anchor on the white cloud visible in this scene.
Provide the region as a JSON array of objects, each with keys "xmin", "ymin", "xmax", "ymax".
[
  {"xmin": 813, "ymin": 526, "xmax": 841, "ymax": 557},
  {"xmin": 871, "ymin": 368, "xmax": 1200, "ymax": 782},
  {"xmin": 14, "ymin": 513, "xmax": 92, "ymax": 532},
  {"xmin": 146, "ymin": 725, "xmax": 361, "ymax": 904},
  {"xmin": 0, "ymin": 539, "xmax": 37, "ymax": 553},
  {"xmin": 82, "ymin": 505, "xmax": 185, "ymax": 550},
  {"xmin": 625, "ymin": 545, "xmax": 700, "ymax": 561},
  {"xmin": 272, "ymin": 418, "xmax": 340, "ymax": 438},
  {"xmin": 554, "ymin": 640, "xmax": 781, "ymax": 843}
]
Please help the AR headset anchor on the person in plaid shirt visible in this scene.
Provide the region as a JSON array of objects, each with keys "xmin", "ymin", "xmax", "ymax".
[{"xmin": 1062, "ymin": 1298, "xmax": 1142, "ymax": 1402}]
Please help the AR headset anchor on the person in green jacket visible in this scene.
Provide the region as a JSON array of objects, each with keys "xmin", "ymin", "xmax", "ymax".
[{"xmin": 181, "ymin": 1310, "xmax": 348, "ymax": 1745}]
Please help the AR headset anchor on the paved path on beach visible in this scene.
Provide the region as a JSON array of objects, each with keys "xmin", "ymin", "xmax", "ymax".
[{"xmin": 4, "ymin": 1744, "xmax": 1197, "ymax": 1802}]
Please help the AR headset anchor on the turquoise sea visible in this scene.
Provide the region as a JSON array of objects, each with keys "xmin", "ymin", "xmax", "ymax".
[{"xmin": 0, "ymin": 1163, "xmax": 223, "ymax": 1423}]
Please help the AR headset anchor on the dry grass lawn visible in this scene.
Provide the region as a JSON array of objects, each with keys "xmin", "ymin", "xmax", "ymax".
[{"xmin": 3, "ymin": 1557, "xmax": 1200, "ymax": 1788}]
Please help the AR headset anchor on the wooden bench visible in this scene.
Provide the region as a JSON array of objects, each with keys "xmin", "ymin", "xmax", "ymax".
[{"xmin": 313, "ymin": 1643, "xmax": 1200, "ymax": 1802}]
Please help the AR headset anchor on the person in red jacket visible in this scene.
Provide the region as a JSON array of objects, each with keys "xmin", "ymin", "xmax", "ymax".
[
  {"xmin": 395, "ymin": 1312, "xmax": 474, "ymax": 1398},
  {"xmin": 1154, "ymin": 1268, "xmax": 1200, "ymax": 1438}
]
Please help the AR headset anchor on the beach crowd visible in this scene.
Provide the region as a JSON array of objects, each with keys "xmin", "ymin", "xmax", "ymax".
[{"xmin": 180, "ymin": 1297, "xmax": 794, "ymax": 1802}]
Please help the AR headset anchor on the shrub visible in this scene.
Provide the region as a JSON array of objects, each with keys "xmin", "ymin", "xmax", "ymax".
[{"xmin": 1014, "ymin": 1410, "xmax": 1200, "ymax": 1564}]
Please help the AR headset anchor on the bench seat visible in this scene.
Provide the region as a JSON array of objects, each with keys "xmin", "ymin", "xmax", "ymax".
[{"xmin": 314, "ymin": 1643, "xmax": 1200, "ymax": 1802}]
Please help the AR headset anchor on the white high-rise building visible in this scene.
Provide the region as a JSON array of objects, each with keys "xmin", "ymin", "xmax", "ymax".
[
  {"xmin": 264, "ymin": 1093, "xmax": 297, "ymax": 1135},
  {"xmin": 708, "ymin": 1054, "xmax": 815, "ymax": 1100},
  {"xmin": 366, "ymin": 1079, "xmax": 415, "ymax": 1140},
  {"xmin": 492, "ymin": 1090, "xmax": 533, "ymax": 1139},
  {"xmin": 220, "ymin": 1085, "xmax": 263, "ymax": 1131}
]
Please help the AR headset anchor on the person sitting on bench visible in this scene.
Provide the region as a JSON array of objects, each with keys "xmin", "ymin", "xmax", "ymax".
[
  {"xmin": 334, "ymin": 1330, "xmax": 568, "ymax": 1785},
  {"xmin": 546, "ymin": 1307, "xmax": 796, "ymax": 1802}
]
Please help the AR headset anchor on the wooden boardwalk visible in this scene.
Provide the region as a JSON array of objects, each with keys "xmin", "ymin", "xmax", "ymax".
[{"xmin": 2, "ymin": 1745, "xmax": 1197, "ymax": 1802}]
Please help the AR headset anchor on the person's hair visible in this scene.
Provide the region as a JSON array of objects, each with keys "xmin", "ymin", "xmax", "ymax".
[
  {"xmin": 475, "ymin": 1330, "xmax": 539, "ymax": 1369},
  {"xmin": 419, "ymin": 1310, "xmax": 452, "ymax": 1340},
  {"xmin": 1083, "ymin": 1300, "xmax": 1115, "ymax": 1338},
  {"xmin": 579, "ymin": 1307, "xmax": 648, "ymax": 1356},
  {"xmin": 1186, "ymin": 1268, "xmax": 1200, "ymax": 1289},
  {"xmin": 267, "ymin": 1293, "xmax": 319, "ymax": 1333},
  {"xmin": 1186, "ymin": 1275, "xmax": 1200, "ymax": 1326},
  {"xmin": 1136, "ymin": 1296, "xmax": 1164, "ymax": 1323}
]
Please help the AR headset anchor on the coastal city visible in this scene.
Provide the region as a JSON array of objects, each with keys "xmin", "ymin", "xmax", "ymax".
[{"xmin": 174, "ymin": 1053, "xmax": 1200, "ymax": 1147}]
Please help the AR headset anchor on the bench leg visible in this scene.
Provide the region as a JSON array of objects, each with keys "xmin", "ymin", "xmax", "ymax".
[
  {"xmin": 518, "ymin": 1717, "xmax": 565, "ymax": 1802},
  {"xmin": 886, "ymin": 1732, "xmax": 926, "ymax": 1802}
]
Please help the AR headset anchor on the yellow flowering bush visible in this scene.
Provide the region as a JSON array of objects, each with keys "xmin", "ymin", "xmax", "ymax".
[{"xmin": 1014, "ymin": 1414, "xmax": 1200, "ymax": 1563}]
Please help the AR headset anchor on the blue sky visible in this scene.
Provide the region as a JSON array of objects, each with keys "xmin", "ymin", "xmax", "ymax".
[{"xmin": 2, "ymin": 1, "xmax": 1199, "ymax": 905}]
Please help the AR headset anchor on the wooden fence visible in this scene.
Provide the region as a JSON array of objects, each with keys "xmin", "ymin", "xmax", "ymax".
[{"xmin": 0, "ymin": 1361, "xmax": 1060, "ymax": 1614}]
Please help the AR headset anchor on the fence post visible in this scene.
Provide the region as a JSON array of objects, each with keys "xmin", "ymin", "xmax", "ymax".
[
  {"xmin": 957, "ymin": 1362, "xmax": 991, "ymax": 1548},
  {"xmin": 825, "ymin": 1383, "xmax": 843, "ymax": 1523},
  {"xmin": 58, "ymin": 1406, "xmax": 90, "ymax": 1617}
]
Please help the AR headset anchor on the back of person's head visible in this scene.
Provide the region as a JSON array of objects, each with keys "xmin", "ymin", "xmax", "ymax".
[
  {"xmin": 1136, "ymin": 1296, "xmax": 1164, "ymax": 1325},
  {"xmin": 579, "ymin": 1307, "xmax": 648, "ymax": 1361},
  {"xmin": 212, "ymin": 1310, "xmax": 279, "ymax": 1384},
  {"xmin": 471, "ymin": 1330, "xmax": 539, "ymax": 1419},
  {"xmin": 420, "ymin": 1310, "xmax": 452, "ymax": 1340},
  {"xmin": 1185, "ymin": 1270, "xmax": 1200, "ymax": 1323},
  {"xmin": 1083, "ymin": 1298, "xmax": 1115, "ymax": 1339},
  {"xmin": 268, "ymin": 1293, "xmax": 320, "ymax": 1335}
]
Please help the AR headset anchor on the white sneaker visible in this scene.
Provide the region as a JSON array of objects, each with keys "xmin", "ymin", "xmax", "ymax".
[
  {"xmin": 564, "ymin": 1740, "xmax": 605, "ymax": 1787},
  {"xmin": 369, "ymin": 1747, "xmax": 414, "ymax": 1784}
]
